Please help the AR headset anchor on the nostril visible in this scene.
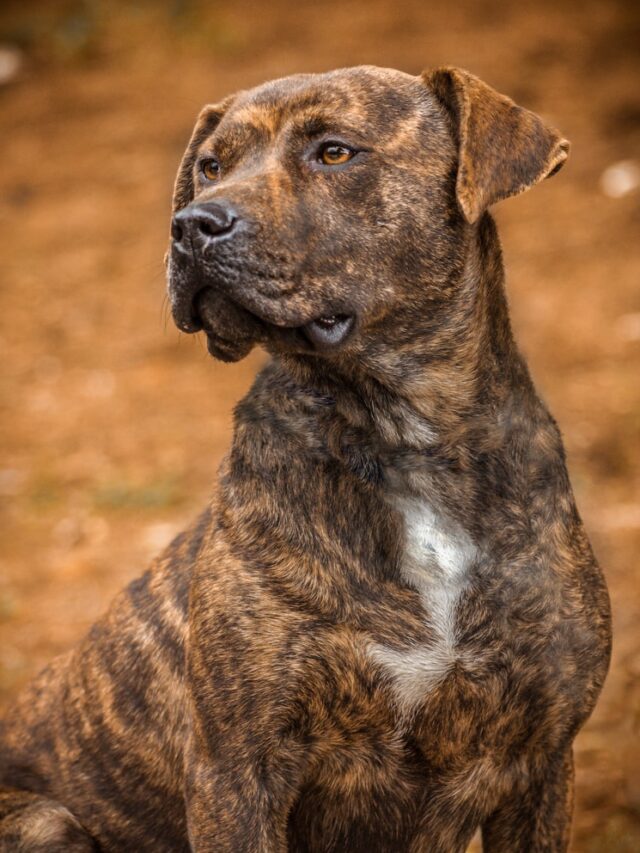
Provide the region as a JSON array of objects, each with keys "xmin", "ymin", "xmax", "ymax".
[
  {"xmin": 197, "ymin": 219, "xmax": 218, "ymax": 238},
  {"xmin": 195, "ymin": 213, "xmax": 236, "ymax": 238},
  {"xmin": 171, "ymin": 218, "xmax": 184, "ymax": 243}
]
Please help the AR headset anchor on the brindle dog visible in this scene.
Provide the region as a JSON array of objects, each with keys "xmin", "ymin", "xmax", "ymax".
[{"xmin": 0, "ymin": 66, "xmax": 611, "ymax": 852}]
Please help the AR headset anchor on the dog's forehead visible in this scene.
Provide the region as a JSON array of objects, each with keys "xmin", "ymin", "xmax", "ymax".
[{"xmin": 220, "ymin": 66, "xmax": 430, "ymax": 138}]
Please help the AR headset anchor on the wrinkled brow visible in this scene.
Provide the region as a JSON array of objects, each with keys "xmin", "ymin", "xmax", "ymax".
[
  {"xmin": 206, "ymin": 109, "xmax": 371, "ymax": 160},
  {"xmin": 206, "ymin": 121, "xmax": 269, "ymax": 158}
]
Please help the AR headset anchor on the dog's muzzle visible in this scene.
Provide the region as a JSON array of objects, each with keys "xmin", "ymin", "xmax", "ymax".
[
  {"xmin": 168, "ymin": 201, "xmax": 238, "ymax": 333},
  {"xmin": 167, "ymin": 200, "xmax": 355, "ymax": 352}
]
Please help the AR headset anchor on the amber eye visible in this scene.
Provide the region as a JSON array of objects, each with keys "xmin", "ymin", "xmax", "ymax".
[
  {"xmin": 318, "ymin": 143, "xmax": 354, "ymax": 166},
  {"xmin": 201, "ymin": 158, "xmax": 221, "ymax": 181}
]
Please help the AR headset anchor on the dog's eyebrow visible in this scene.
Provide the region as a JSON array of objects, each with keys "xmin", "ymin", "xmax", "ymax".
[
  {"xmin": 300, "ymin": 116, "xmax": 333, "ymax": 137},
  {"xmin": 293, "ymin": 114, "xmax": 371, "ymax": 145},
  {"xmin": 209, "ymin": 121, "xmax": 271, "ymax": 156}
]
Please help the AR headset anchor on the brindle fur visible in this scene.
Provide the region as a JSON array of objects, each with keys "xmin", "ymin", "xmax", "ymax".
[{"xmin": 0, "ymin": 66, "xmax": 611, "ymax": 852}]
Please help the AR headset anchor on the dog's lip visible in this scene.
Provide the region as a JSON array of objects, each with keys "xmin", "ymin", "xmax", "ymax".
[
  {"xmin": 193, "ymin": 287, "xmax": 217, "ymax": 331},
  {"xmin": 183, "ymin": 287, "xmax": 357, "ymax": 357},
  {"xmin": 301, "ymin": 315, "xmax": 355, "ymax": 349},
  {"xmin": 192, "ymin": 287, "xmax": 355, "ymax": 347},
  {"xmin": 172, "ymin": 286, "xmax": 205, "ymax": 334}
]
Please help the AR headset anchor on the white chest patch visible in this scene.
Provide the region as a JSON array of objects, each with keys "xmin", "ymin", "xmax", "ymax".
[{"xmin": 370, "ymin": 495, "xmax": 477, "ymax": 714}]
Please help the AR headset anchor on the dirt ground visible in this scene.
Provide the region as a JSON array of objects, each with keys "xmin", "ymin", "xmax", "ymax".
[{"xmin": 0, "ymin": 0, "xmax": 638, "ymax": 849}]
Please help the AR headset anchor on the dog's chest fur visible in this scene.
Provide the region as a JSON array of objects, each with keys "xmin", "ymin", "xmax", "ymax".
[{"xmin": 370, "ymin": 491, "xmax": 478, "ymax": 713}]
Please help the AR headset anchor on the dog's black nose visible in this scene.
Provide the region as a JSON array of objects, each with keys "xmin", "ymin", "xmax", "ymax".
[{"xmin": 171, "ymin": 201, "xmax": 237, "ymax": 248}]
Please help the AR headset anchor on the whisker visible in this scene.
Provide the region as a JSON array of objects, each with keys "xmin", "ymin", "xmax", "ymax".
[{"xmin": 161, "ymin": 294, "xmax": 171, "ymax": 332}]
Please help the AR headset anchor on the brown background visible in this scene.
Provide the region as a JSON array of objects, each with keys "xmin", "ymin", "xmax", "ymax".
[{"xmin": 0, "ymin": 1, "xmax": 638, "ymax": 850}]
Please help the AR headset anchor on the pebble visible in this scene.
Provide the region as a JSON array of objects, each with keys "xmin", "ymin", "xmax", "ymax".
[
  {"xmin": 0, "ymin": 45, "xmax": 22, "ymax": 86},
  {"xmin": 600, "ymin": 160, "xmax": 640, "ymax": 198}
]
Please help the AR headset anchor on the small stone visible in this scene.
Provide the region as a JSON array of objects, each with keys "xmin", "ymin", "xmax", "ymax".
[
  {"xmin": 600, "ymin": 160, "xmax": 640, "ymax": 198},
  {"xmin": 0, "ymin": 45, "xmax": 23, "ymax": 86}
]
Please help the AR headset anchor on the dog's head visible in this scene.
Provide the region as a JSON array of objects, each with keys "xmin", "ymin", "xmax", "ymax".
[{"xmin": 167, "ymin": 66, "xmax": 568, "ymax": 367}]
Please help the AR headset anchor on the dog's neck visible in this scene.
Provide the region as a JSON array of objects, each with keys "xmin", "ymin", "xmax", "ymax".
[
  {"xmin": 281, "ymin": 215, "xmax": 537, "ymax": 455},
  {"xmin": 272, "ymin": 215, "xmax": 568, "ymax": 540}
]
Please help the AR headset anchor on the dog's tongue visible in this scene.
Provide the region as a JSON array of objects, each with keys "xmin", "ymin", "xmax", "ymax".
[{"xmin": 303, "ymin": 315, "xmax": 354, "ymax": 349}]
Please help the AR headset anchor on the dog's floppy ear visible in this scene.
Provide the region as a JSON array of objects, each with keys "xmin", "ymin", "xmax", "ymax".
[
  {"xmin": 423, "ymin": 67, "xmax": 570, "ymax": 224},
  {"xmin": 172, "ymin": 97, "xmax": 234, "ymax": 213}
]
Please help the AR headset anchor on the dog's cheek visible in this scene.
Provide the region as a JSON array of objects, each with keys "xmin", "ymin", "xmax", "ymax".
[
  {"xmin": 331, "ymin": 163, "xmax": 384, "ymax": 221},
  {"xmin": 384, "ymin": 169, "xmax": 466, "ymax": 289}
]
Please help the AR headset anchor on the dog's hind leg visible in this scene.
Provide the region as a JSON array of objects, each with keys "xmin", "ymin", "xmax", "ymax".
[{"xmin": 0, "ymin": 788, "xmax": 97, "ymax": 852}]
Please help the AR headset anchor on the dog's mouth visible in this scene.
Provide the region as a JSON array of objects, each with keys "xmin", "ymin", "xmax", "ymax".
[
  {"xmin": 191, "ymin": 287, "xmax": 355, "ymax": 353},
  {"xmin": 301, "ymin": 314, "xmax": 354, "ymax": 349}
]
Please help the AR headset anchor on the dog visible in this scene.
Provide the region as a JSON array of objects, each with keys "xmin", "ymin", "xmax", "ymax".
[{"xmin": 0, "ymin": 65, "xmax": 611, "ymax": 852}]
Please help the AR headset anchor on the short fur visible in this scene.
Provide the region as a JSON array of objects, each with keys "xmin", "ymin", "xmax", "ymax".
[{"xmin": 0, "ymin": 65, "xmax": 610, "ymax": 852}]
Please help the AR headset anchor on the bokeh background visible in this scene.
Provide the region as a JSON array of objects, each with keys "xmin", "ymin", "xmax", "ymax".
[{"xmin": 0, "ymin": 1, "xmax": 638, "ymax": 849}]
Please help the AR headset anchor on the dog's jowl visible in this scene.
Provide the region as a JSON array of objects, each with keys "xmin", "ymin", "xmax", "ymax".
[{"xmin": 0, "ymin": 66, "xmax": 611, "ymax": 852}]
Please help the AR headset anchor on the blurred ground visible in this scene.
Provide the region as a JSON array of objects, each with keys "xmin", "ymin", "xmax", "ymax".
[{"xmin": 0, "ymin": 0, "xmax": 638, "ymax": 849}]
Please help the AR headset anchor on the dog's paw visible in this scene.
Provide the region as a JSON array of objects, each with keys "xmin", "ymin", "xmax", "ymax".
[{"xmin": 198, "ymin": 290, "xmax": 266, "ymax": 363}]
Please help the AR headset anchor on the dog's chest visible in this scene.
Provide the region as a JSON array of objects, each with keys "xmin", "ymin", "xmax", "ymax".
[{"xmin": 370, "ymin": 495, "xmax": 478, "ymax": 712}]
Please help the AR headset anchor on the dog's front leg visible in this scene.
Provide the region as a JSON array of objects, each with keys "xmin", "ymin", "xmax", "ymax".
[
  {"xmin": 481, "ymin": 749, "xmax": 574, "ymax": 853},
  {"xmin": 184, "ymin": 731, "xmax": 303, "ymax": 853},
  {"xmin": 183, "ymin": 545, "xmax": 310, "ymax": 851}
]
